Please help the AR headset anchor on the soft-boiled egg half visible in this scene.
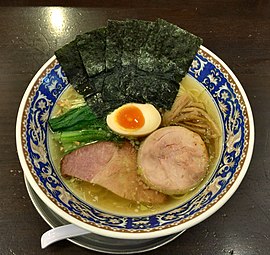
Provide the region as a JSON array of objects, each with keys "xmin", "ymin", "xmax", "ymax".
[{"xmin": 106, "ymin": 103, "xmax": 161, "ymax": 137}]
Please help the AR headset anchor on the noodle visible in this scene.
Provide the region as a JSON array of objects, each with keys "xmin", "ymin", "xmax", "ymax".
[{"xmin": 162, "ymin": 84, "xmax": 221, "ymax": 160}]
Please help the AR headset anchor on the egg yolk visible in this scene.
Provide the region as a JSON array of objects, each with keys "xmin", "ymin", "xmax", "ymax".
[{"xmin": 116, "ymin": 105, "xmax": 145, "ymax": 130}]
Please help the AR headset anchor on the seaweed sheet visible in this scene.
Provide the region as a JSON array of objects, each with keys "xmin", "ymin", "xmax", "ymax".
[
  {"xmin": 105, "ymin": 20, "xmax": 126, "ymax": 70},
  {"xmin": 156, "ymin": 19, "xmax": 203, "ymax": 78},
  {"xmin": 55, "ymin": 19, "xmax": 202, "ymax": 117},
  {"xmin": 55, "ymin": 40, "xmax": 95, "ymax": 97},
  {"xmin": 77, "ymin": 27, "xmax": 107, "ymax": 77},
  {"xmin": 121, "ymin": 19, "xmax": 155, "ymax": 67},
  {"xmin": 86, "ymin": 66, "xmax": 179, "ymax": 116},
  {"xmin": 123, "ymin": 67, "xmax": 179, "ymax": 109},
  {"xmin": 138, "ymin": 19, "xmax": 202, "ymax": 82}
]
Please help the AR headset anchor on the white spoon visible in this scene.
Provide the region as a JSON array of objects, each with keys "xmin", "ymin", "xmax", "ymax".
[{"xmin": 41, "ymin": 224, "xmax": 90, "ymax": 248}]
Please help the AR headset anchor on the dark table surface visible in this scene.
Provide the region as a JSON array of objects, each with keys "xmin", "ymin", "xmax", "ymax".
[{"xmin": 1, "ymin": 1, "xmax": 269, "ymax": 254}]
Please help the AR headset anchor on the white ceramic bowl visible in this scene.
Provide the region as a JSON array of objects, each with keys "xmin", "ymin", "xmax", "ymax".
[{"xmin": 16, "ymin": 46, "xmax": 254, "ymax": 239}]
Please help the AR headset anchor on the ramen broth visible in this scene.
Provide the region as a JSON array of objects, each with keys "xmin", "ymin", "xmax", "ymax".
[{"xmin": 48, "ymin": 75, "xmax": 222, "ymax": 216}]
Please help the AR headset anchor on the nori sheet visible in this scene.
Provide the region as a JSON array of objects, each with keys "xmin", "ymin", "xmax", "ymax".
[
  {"xmin": 55, "ymin": 39, "xmax": 96, "ymax": 97},
  {"xmin": 55, "ymin": 19, "xmax": 202, "ymax": 117},
  {"xmin": 76, "ymin": 27, "xmax": 107, "ymax": 77},
  {"xmin": 105, "ymin": 20, "xmax": 126, "ymax": 70},
  {"xmin": 121, "ymin": 19, "xmax": 155, "ymax": 67},
  {"xmin": 85, "ymin": 65, "xmax": 179, "ymax": 116},
  {"xmin": 138, "ymin": 19, "xmax": 203, "ymax": 82},
  {"xmin": 155, "ymin": 19, "xmax": 203, "ymax": 78},
  {"xmin": 123, "ymin": 66, "xmax": 179, "ymax": 110}
]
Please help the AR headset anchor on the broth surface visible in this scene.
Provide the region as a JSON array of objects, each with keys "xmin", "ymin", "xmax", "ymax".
[{"xmin": 48, "ymin": 75, "xmax": 222, "ymax": 216}]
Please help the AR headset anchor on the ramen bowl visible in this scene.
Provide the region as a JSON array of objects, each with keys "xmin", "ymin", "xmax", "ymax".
[{"xmin": 16, "ymin": 46, "xmax": 254, "ymax": 239}]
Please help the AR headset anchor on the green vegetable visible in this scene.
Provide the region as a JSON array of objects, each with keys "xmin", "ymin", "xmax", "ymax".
[
  {"xmin": 49, "ymin": 105, "xmax": 123, "ymax": 154},
  {"xmin": 55, "ymin": 129, "xmax": 119, "ymax": 144},
  {"xmin": 54, "ymin": 129, "xmax": 122, "ymax": 154},
  {"xmin": 49, "ymin": 105, "xmax": 104, "ymax": 132}
]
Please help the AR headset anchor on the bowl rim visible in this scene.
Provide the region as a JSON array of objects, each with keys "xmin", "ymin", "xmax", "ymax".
[{"xmin": 16, "ymin": 45, "xmax": 255, "ymax": 239}]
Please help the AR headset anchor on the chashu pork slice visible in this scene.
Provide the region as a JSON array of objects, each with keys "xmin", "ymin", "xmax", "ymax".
[
  {"xmin": 61, "ymin": 141, "xmax": 167, "ymax": 204},
  {"xmin": 137, "ymin": 126, "xmax": 209, "ymax": 195}
]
